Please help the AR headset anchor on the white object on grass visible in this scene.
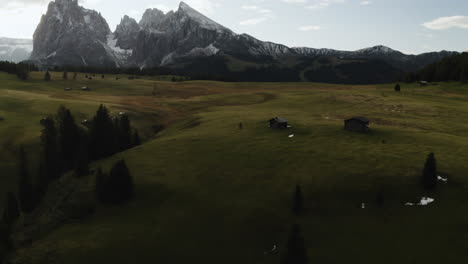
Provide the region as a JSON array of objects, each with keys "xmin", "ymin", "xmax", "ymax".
[
  {"xmin": 405, "ymin": 202, "xmax": 414, "ymax": 206},
  {"xmin": 418, "ymin": 197, "xmax": 435, "ymax": 206},
  {"xmin": 289, "ymin": 134, "xmax": 295, "ymax": 138},
  {"xmin": 437, "ymin": 175, "xmax": 448, "ymax": 183},
  {"xmin": 361, "ymin": 203, "xmax": 366, "ymax": 209}
]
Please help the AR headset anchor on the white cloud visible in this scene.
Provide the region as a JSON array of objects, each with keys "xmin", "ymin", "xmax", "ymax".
[
  {"xmin": 299, "ymin": 25, "xmax": 322, "ymax": 31},
  {"xmin": 360, "ymin": 1, "xmax": 371, "ymax": 5},
  {"xmin": 241, "ymin": 5, "xmax": 259, "ymax": 10},
  {"xmin": 282, "ymin": 0, "xmax": 308, "ymax": 3},
  {"xmin": 423, "ymin": 16, "xmax": 468, "ymax": 30},
  {"xmin": 239, "ymin": 17, "xmax": 268, "ymax": 25},
  {"xmin": 306, "ymin": 0, "xmax": 345, "ymax": 9}
]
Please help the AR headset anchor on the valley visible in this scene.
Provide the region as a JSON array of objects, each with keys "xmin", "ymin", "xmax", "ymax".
[{"xmin": 1, "ymin": 72, "xmax": 468, "ymax": 263}]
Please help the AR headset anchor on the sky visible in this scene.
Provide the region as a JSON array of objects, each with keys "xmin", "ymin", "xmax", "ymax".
[{"xmin": 1, "ymin": 0, "xmax": 467, "ymax": 54}]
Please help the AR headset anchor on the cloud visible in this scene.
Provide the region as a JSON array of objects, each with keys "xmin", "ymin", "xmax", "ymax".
[
  {"xmin": 239, "ymin": 17, "xmax": 268, "ymax": 25},
  {"xmin": 241, "ymin": 5, "xmax": 272, "ymax": 14},
  {"xmin": 360, "ymin": 1, "xmax": 371, "ymax": 5},
  {"xmin": 306, "ymin": 0, "xmax": 344, "ymax": 9},
  {"xmin": 299, "ymin": 25, "xmax": 322, "ymax": 31},
  {"xmin": 282, "ymin": 0, "xmax": 307, "ymax": 3},
  {"xmin": 423, "ymin": 16, "xmax": 468, "ymax": 30}
]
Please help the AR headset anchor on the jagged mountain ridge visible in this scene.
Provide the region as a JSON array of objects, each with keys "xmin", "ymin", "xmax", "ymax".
[{"xmin": 29, "ymin": 0, "xmax": 458, "ymax": 74}]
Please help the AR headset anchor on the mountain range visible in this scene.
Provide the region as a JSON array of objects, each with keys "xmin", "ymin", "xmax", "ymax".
[
  {"xmin": 0, "ymin": 37, "xmax": 33, "ymax": 63},
  {"xmin": 14, "ymin": 0, "xmax": 462, "ymax": 82}
]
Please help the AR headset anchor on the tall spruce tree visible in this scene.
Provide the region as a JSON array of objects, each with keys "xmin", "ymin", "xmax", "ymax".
[
  {"xmin": 281, "ymin": 224, "xmax": 308, "ymax": 264},
  {"xmin": 132, "ymin": 130, "xmax": 141, "ymax": 147},
  {"xmin": 56, "ymin": 106, "xmax": 80, "ymax": 172},
  {"xmin": 102, "ymin": 160, "xmax": 134, "ymax": 204},
  {"xmin": 95, "ymin": 168, "xmax": 107, "ymax": 202},
  {"xmin": 17, "ymin": 147, "xmax": 36, "ymax": 213},
  {"xmin": 116, "ymin": 114, "xmax": 132, "ymax": 151},
  {"xmin": 293, "ymin": 185, "xmax": 304, "ymax": 216},
  {"xmin": 44, "ymin": 71, "xmax": 51, "ymax": 81},
  {"xmin": 2, "ymin": 193, "xmax": 20, "ymax": 228},
  {"xmin": 89, "ymin": 105, "xmax": 116, "ymax": 160},
  {"xmin": 40, "ymin": 117, "xmax": 59, "ymax": 181},
  {"xmin": 422, "ymin": 153, "xmax": 437, "ymax": 190},
  {"xmin": 74, "ymin": 131, "xmax": 90, "ymax": 177}
]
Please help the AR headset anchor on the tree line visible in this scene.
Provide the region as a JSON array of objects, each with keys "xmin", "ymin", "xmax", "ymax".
[
  {"xmin": 405, "ymin": 52, "xmax": 468, "ymax": 83},
  {"xmin": 0, "ymin": 61, "xmax": 38, "ymax": 80}
]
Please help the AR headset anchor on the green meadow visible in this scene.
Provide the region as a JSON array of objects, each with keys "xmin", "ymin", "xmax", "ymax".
[{"xmin": 1, "ymin": 71, "xmax": 468, "ymax": 263}]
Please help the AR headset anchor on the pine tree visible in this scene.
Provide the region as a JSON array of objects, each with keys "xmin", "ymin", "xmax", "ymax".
[
  {"xmin": 74, "ymin": 134, "xmax": 90, "ymax": 177},
  {"xmin": 17, "ymin": 147, "xmax": 36, "ymax": 213},
  {"xmin": 44, "ymin": 71, "xmax": 51, "ymax": 81},
  {"xmin": 293, "ymin": 185, "xmax": 304, "ymax": 216},
  {"xmin": 62, "ymin": 71, "xmax": 68, "ymax": 80},
  {"xmin": 281, "ymin": 224, "xmax": 308, "ymax": 264},
  {"xmin": 95, "ymin": 168, "xmax": 107, "ymax": 202},
  {"xmin": 89, "ymin": 105, "xmax": 117, "ymax": 160},
  {"xmin": 40, "ymin": 117, "xmax": 59, "ymax": 181},
  {"xmin": 132, "ymin": 130, "xmax": 141, "ymax": 147},
  {"xmin": 56, "ymin": 106, "xmax": 80, "ymax": 172},
  {"xmin": 116, "ymin": 114, "xmax": 132, "ymax": 151},
  {"xmin": 104, "ymin": 160, "xmax": 134, "ymax": 204},
  {"xmin": 2, "ymin": 192, "xmax": 20, "ymax": 228},
  {"xmin": 422, "ymin": 153, "xmax": 437, "ymax": 190},
  {"xmin": 376, "ymin": 191, "xmax": 384, "ymax": 208},
  {"xmin": 394, "ymin": 83, "xmax": 401, "ymax": 92}
]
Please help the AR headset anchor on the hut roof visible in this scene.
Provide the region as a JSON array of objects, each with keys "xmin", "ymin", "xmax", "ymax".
[
  {"xmin": 346, "ymin": 117, "xmax": 369, "ymax": 123},
  {"xmin": 272, "ymin": 117, "xmax": 288, "ymax": 123}
]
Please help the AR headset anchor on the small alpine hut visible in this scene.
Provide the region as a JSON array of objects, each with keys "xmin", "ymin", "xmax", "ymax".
[
  {"xmin": 269, "ymin": 117, "xmax": 289, "ymax": 129},
  {"xmin": 344, "ymin": 117, "xmax": 370, "ymax": 133},
  {"xmin": 419, "ymin": 81, "xmax": 429, "ymax": 86}
]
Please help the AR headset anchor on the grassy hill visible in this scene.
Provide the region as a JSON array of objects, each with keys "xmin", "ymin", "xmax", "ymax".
[{"xmin": 2, "ymin": 72, "xmax": 468, "ymax": 263}]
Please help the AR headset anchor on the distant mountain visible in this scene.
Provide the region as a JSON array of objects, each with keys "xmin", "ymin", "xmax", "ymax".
[
  {"xmin": 27, "ymin": 0, "xmax": 458, "ymax": 83},
  {"xmin": 0, "ymin": 37, "xmax": 32, "ymax": 63}
]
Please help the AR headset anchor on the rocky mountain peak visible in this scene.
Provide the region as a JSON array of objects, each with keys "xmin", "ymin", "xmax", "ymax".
[
  {"xmin": 176, "ymin": 2, "xmax": 227, "ymax": 32},
  {"xmin": 139, "ymin": 8, "xmax": 166, "ymax": 29},
  {"xmin": 30, "ymin": 0, "xmax": 114, "ymax": 67}
]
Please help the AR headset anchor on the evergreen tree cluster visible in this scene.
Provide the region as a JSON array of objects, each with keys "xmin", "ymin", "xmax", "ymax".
[
  {"xmin": 15, "ymin": 104, "xmax": 141, "ymax": 214},
  {"xmin": 96, "ymin": 160, "xmax": 134, "ymax": 204},
  {"xmin": 0, "ymin": 61, "xmax": 37, "ymax": 80},
  {"xmin": 408, "ymin": 52, "xmax": 468, "ymax": 82}
]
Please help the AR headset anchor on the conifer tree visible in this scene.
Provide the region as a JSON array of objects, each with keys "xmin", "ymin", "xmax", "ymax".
[
  {"xmin": 132, "ymin": 130, "xmax": 141, "ymax": 147},
  {"xmin": 95, "ymin": 168, "xmax": 107, "ymax": 202},
  {"xmin": 281, "ymin": 224, "xmax": 308, "ymax": 264},
  {"xmin": 116, "ymin": 114, "xmax": 132, "ymax": 151},
  {"xmin": 17, "ymin": 147, "xmax": 36, "ymax": 213},
  {"xmin": 56, "ymin": 106, "xmax": 80, "ymax": 172},
  {"xmin": 293, "ymin": 185, "xmax": 304, "ymax": 216},
  {"xmin": 99, "ymin": 160, "xmax": 134, "ymax": 204},
  {"xmin": 40, "ymin": 117, "xmax": 59, "ymax": 181},
  {"xmin": 422, "ymin": 153, "xmax": 437, "ymax": 190},
  {"xmin": 2, "ymin": 193, "xmax": 20, "ymax": 228},
  {"xmin": 89, "ymin": 105, "xmax": 116, "ymax": 160},
  {"xmin": 44, "ymin": 71, "xmax": 51, "ymax": 81}
]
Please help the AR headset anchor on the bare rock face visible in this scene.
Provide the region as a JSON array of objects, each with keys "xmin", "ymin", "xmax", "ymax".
[
  {"xmin": 30, "ymin": 0, "xmax": 115, "ymax": 67},
  {"xmin": 114, "ymin": 15, "xmax": 140, "ymax": 50}
]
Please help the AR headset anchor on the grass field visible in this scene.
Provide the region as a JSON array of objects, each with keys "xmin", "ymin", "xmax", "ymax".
[{"xmin": 2, "ymin": 72, "xmax": 468, "ymax": 263}]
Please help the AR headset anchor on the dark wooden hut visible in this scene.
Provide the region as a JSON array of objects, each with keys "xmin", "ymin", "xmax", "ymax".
[
  {"xmin": 269, "ymin": 117, "xmax": 288, "ymax": 129},
  {"xmin": 344, "ymin": 117, "xmax": 369, "ymax": 133}
]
